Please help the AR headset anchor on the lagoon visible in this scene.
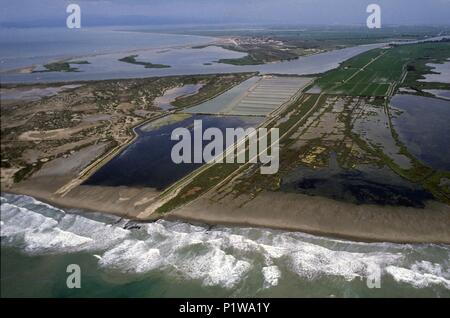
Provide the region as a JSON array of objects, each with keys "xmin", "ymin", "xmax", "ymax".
[
  {"xmin": 83, "ymin": 114, "xmax": 261, "ymax": 190},
  {"xmin": 390, "ymin": 94, "xmax": 450, "ymax": 171},
  {"xmin": 0, "ymin": 27, "xmax": 385, "ymax": 83}
]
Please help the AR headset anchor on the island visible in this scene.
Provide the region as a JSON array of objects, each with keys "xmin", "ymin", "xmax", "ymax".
[{"xmin": 118, "ymin": 54, "xmax": 171, "ymax": 68}]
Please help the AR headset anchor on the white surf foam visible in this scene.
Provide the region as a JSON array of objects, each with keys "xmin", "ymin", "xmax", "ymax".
[
  {"xmin": 262, "ymin": 266, "xmax": 281, "ymax": 288},
  {"xmin": 386, "ymin": 261, "xmax": 450, "ymax": 289},
  {"xmin": 0, "ymin": 202, "xmax": 58, "ymax": 237},
  {"xmin": 23, "ymin": 228, "xmax": 93, "ymax": 254},
  {"xmin": 1, "ymin": 194, "xmax": 450, "ymax": 291},
  {"xmin": 99, "ymin": 239, "xmax": 163, "ymax": 273},
  {"xmin": 58, "ymin": 214, "xmax": 130, "ymax": 250}
]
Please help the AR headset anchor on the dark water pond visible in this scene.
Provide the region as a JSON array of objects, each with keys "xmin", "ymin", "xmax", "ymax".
[
  {"xmin": 280, "ymin": 153, "xmax": 433, "ymax": 207},
  {"xmin": 84, "ymin": 114, "xmax": 261, "ymax": 190}
]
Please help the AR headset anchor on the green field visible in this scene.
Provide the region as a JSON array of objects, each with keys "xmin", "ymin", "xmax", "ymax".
[{"xmin": 315, "ymin": 41, "xmax": 450, "ymax": 96}]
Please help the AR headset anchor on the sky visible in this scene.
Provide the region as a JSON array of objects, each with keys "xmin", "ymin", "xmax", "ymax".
[{"xmin": 1, "ymin": 0, "xmax": 450, "ymax": 27}]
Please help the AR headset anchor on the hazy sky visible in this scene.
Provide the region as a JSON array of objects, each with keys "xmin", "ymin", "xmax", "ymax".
[{"xmin": 1, "ymin": 0, "xmax": 450, "ymax": 27}]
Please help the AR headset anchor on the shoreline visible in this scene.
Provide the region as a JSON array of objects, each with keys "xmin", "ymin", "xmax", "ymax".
[
  {"xmin": 168, "ymin": 191, "xmax": 450, "ymax": 244},
  {"xmin": 2, "ymin": 41, "xmax": 450, "ymax": 245},
  {"xmin": 4, "ymin": 186, "xmax": 450, "ymax": 244}
]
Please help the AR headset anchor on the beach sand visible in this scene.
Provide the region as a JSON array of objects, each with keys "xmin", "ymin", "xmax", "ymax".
[
  {"xmin": 168, "ymin": 190, "xmax": 450, "ymax": 244},
  {"xmin": 9, "ymin": 177, "xmax": 159, "ymax": 219},
  {"xmin": 7, "ymin": 175, "xmax": 449, "ymax": 244}
]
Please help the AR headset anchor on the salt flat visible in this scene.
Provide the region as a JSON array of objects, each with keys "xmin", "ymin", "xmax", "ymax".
[{"xmin": 186, "ymin": 76, "xmax": 312, "ymax": 116}]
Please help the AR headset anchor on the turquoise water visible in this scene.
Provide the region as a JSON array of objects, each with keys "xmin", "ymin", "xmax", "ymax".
[{"xmin": 1, "ymin": 193, "xmax": 449, "ymax": 297}]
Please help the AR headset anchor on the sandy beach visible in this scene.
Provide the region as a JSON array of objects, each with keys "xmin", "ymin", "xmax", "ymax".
[
  {"xmin": 168, "ymin": 190, "xmax": 450, "ymax": 244},
  {"xmin": 6, "ymin": 176, "xmax": 450, "ymax": 244},
  {"xmin": 8, "ymin": 182, "xmax": 159, "ymax": 219}
]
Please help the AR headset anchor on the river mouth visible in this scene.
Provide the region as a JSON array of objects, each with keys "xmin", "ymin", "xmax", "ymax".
[
  {"xmin": 83, "ymin": 114, "xmax": 262, "ymax": 190},
  {"xmin": 280, "ymin": 154, "xmax": 434, "ymax": 207}
]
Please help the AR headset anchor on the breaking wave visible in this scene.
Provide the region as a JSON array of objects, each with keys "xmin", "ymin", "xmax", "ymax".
[{"xmin": 1, "ymin": 193, "xmax": 449, "ymax": 291}]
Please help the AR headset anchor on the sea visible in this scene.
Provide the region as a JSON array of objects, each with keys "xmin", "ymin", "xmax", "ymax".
[{"xmin": 1, "ymin": 193, "xmax": 449, "ymax": 297}]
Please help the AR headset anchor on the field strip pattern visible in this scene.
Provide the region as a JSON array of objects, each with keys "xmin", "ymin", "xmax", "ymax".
[{"xmin": 184, "ymin": 76, "xmax": 312, "ymax": 117}]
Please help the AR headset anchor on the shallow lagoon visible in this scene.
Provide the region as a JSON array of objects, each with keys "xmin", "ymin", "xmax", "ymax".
[
  {"xmin": 0, "ymin": 27, "xmax": 215, "ymax": 71},
  {"xmin": 419, "ymin": 60, "xmax": 450, "ymax": 84},
  {"xmin": 423, "ymin": 89, "xmax": 450, "ymax": 100},
  {"xmin": 2, "ymin": 193, "xmax": 449, "ymax": 297},
  {"xmin": 0, "ymin": 26, "xmax": 386, "ymax": 83},
  {"xmin": 390, "ymin": 94, "xmax": 450, "ymax": 171}
]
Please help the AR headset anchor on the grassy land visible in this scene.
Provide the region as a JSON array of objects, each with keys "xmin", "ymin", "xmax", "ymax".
[
  {"xmin": 217, "ymin": 55, "xmax": 264, "ymax": 65},
  {"xmin": 171, "ymin": 25, "xmax": 450, "ymax": 66},
  {"xmin": 171, "ymin": 73, "xmax": 256, "ymax": 108},
  {"xmin": 217, "ymin": 46, "xmax": 299, "ymax": 65},
  {"xmin": 118, "ymin": 55, "xmax": 171, "ymax": 68},
  {"xmin": 315, "ymin": 41, "xmax": 450, "ymax": 96}
]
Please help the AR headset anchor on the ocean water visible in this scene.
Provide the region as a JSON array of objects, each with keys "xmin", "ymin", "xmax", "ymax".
[
  {"xmin": 1, "ymin": 193, "xmax": 449, "ymax": 298},
  {"xmin": 390, "ymin": 94, "xmax": 450, "ymax": 171}
]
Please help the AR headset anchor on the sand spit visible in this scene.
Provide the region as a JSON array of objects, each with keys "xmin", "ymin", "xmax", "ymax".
[
  {"xmin": 168, "ymin": 191, "xmax": 450, "ymax": 244},
  {"xmin": 8, "ymin": 181, "xmax": 450, "ymax": 243},
  {"xmin": 9, "ymin": 182, "xmax": 159, "ymax": 219}
]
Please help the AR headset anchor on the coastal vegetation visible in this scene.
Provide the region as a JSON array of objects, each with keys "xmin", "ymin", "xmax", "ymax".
[
  {"xmin": 315, "ymin": 41, "xmax": 450, "ymax": 96},
  {"xmin": 118, "ymin": 55, "xmax": 171, "ymax": 68},
  {"xmin": 33, "ymin": 60, "xmax": 90, "ymax": 73},
  {"xmin": 2, "ymin": 38, "xmax": 449, "ymax": 223},
  {"xmin": 156, "ymin": 41, "xmax": 450, "ymax": 213}
]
